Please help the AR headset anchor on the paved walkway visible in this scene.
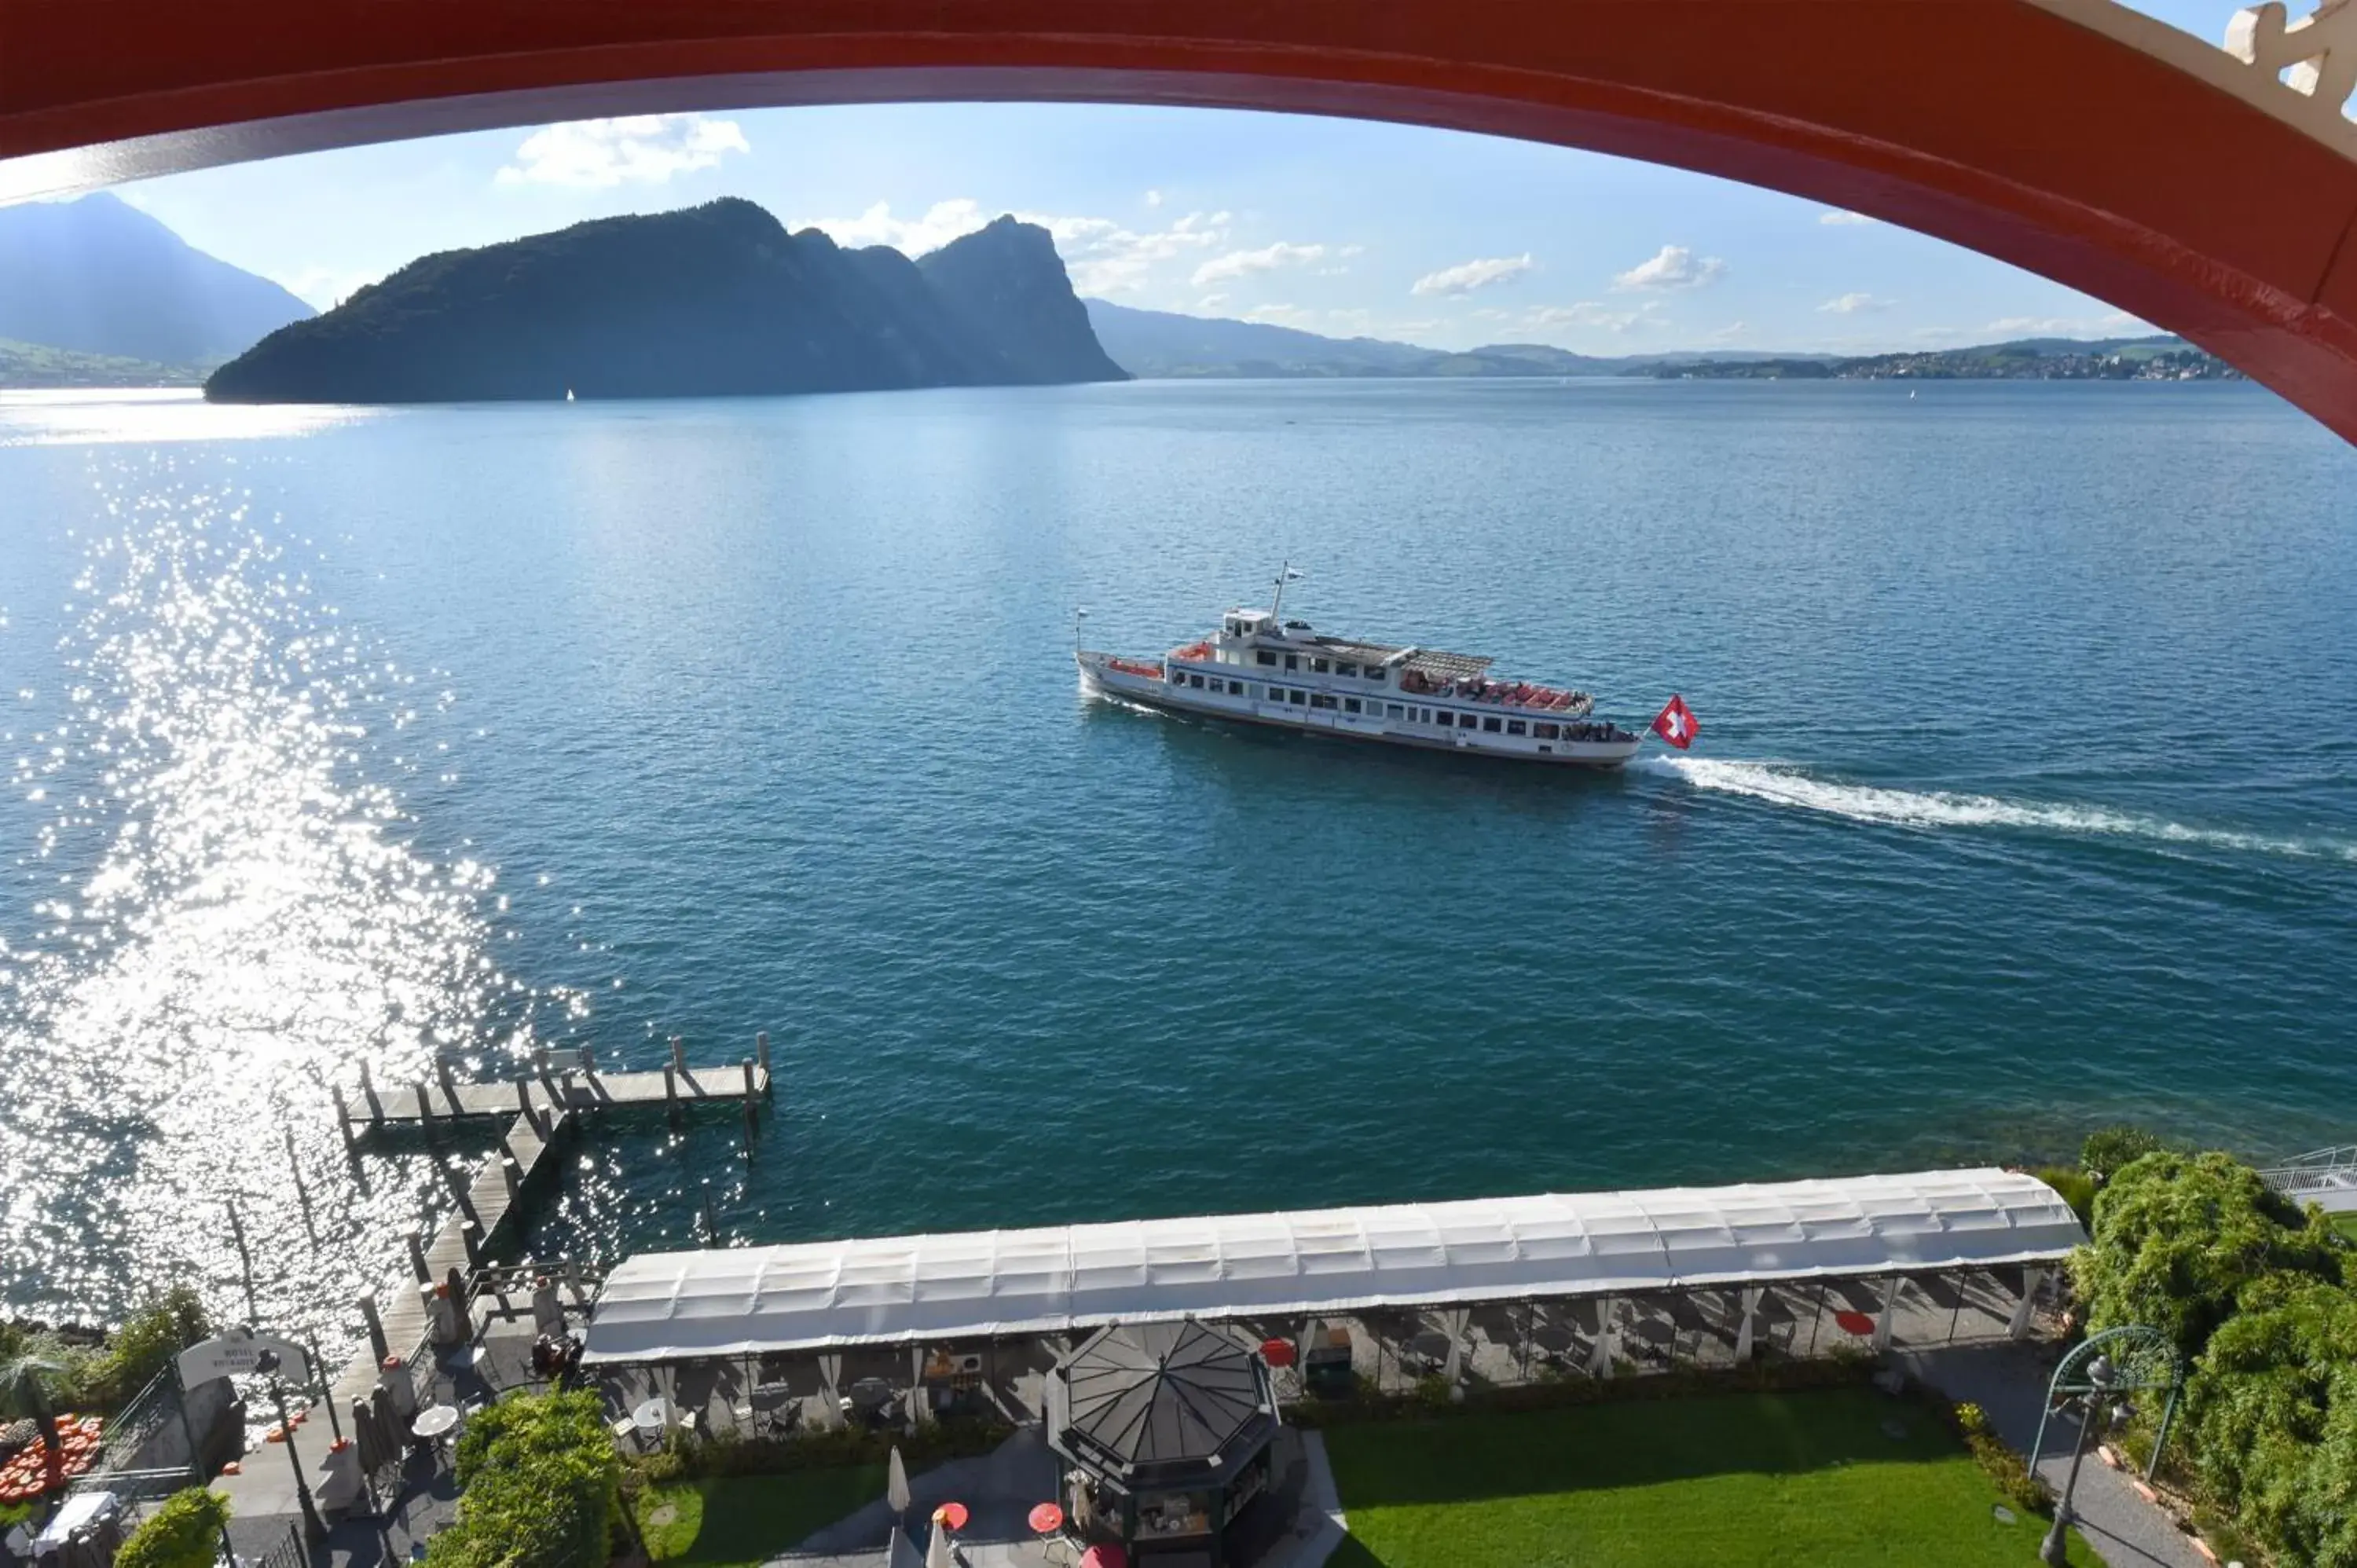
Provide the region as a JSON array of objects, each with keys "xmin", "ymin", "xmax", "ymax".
[{"xmin": 1902, "ymin": 1344, "xmax": 2209, "ymax": 1568}]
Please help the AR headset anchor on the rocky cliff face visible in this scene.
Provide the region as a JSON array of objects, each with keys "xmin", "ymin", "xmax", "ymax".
[
  {"xmin": 205, "ymin": 200, "xmax": 1127, "ymax": 404},
  {"xmin": 919, "ymin": 216, "xmax": 1127, "ymax": 385}
]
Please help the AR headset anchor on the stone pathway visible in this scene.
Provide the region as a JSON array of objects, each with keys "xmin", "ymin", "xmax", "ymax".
[{"xmin": 1901, "ymin": 1344, "xmax": 2210, "ymax": 1568}]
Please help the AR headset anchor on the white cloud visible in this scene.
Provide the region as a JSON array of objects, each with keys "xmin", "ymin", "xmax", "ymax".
[
  {"xmin": 1523, "ymin": 301, "xmax": 1654, "ymax": 333},
  {"xmin": 1706, "ymin": 321, "xmax": 1750, "ymax": 343},
  {"xmin": 1144, "ymin": 189, "xmax": 1164, "ymax": 208},
  {"xmin": 1612, "ymin": 245, "xmax": 1727, "ymax": 291},
  {"xmin": 804, "ymin": 199, "xmax": 989, "ymax": 256},
  {"xmin": 1410, "ymin": 254, "xmax": 1534, "ymax": 296},
  {"xmin": 1192, "ymin": 241, "xmax": 1328, "ymax": 286},
  {"xmin": 1029, "ymin": 209, "xmax": 1230, "ymax": 295},
  {"xmin": 1818, "ymin": 291, "xmax": 1893, "ymax": 314},
  {"xmin": 1981, "ymin": 310, "xmax": 2149, "ymax": 337},
  {"xmin": 1195, "ymin": 293, "xmax": 1229, "ymax": 311},
  {"xmin": 496, "ymin": 114, "xmax": 749, "ymax": 189},
  {"xmin": 1819, "ymin": 210, "xmax": 1878, "ymax": 226}
]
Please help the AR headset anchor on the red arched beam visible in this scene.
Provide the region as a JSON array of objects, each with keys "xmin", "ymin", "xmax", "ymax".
[{"xmin": 3, "ymin": 0, "xmax": 2355, "ymax": 439}]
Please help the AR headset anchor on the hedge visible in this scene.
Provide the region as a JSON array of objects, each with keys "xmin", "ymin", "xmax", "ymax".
[
  {"xmin": 115, "ymin": 1488, "xmax": 229, "ymax": 1568},
  {"xmin": 427, "ymin": 1390, "xmax": 619, "ymax": 1568}
]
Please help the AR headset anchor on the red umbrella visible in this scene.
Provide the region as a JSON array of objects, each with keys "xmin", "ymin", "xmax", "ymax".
[
  {"xmin": 932, "ymin": 1501, "xmax": 970, "ymax": 1532},
  {"xmin": 1028, "ymin": 1502, "xmax": 1065, "ymax": 1534},
  {"xmin": 1834, "ymin": 1310, "xmax": 1877, "ymax": 1337},
  {"xmin": 1259, "ymin": 1338, "xmax": 1297, "ymax": 1368}
]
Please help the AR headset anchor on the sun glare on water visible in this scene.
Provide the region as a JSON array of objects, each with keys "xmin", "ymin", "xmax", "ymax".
[{"xmin": 0, "ymin": 469, "xmax": 515, "ymax": 1337}]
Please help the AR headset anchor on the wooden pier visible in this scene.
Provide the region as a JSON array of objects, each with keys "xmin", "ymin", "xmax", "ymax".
[
  {"xmin": 333, "ymin": 1034, "xmax": 771, "ymax": 1143},
  {"xmin": 210, "ymin": 1036, "xmax": 775, "ymax": 1533}
]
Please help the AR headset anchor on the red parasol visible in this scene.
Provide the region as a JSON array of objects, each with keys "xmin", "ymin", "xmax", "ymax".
[
  {"xmin": 1834, "ymin": 1310, "xmax": 1877, "ymax": 1337},
  {"xmin": 932, "ymin": 1501, "xmax": 970, "ymax": 1532},
  {"xmin": 1259, "ymin": 1338, "xmax": 1297, "ymax": 1368},
  {"xmin": 1028, "ymin": 1502, "xmax": 1065, "ymax": 1534}
]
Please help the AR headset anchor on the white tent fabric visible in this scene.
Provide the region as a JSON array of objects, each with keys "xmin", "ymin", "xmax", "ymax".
[{"xmin": 581, "ymin": 1167, "xmax": 2082, "ymax": 1365}]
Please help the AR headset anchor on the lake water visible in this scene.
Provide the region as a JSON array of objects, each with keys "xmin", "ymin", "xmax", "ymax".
[{"xmin": 2, "ymin": 379, "xmax": 2352, "ymax": 1346}]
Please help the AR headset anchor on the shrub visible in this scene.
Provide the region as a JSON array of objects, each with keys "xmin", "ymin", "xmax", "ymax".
[
  {"xmin": 2184, "ymin": 1279, "xmax": 2357, "ymax": 1568},
  {"xmin": 1961, "ymin": 1425, "xmax": 2055, "ymax": 1518},
  {"xmin": 114, "ymin": 1489, "xmax": 229, "ymax": 1568},
  {"xmin": 1953, "ymin": 1401, "xmax": 1989, "ymax": 1438},
  {"xmin": 2073, "ymin": 1150, "xmax": 2344, "ymax": 1362},
  {"xmin": 2080, "ymin": 1126, "xmax": 2166, "ymax": 1183},
  {"xmin": 2033, "ymin": 1165, "xmax": 2096, "ymax": 1229},
  {"xmin": 429, "ymin": 1390, "xmax": 619, "ymax": 1568},
  {"xmin": 89, "ymin": 1289, "xmax": 210, "ymax": 1408}
]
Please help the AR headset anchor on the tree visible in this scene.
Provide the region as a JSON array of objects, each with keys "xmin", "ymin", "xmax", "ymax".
[
  {"xmin": 2073, "ymin": 1150, "xmax": 2344, "ymax": 1362},
  {"xmin": 114, "ymin": 1489, "xmax": 229, "ymax": 1568},
  {"xmin": 93, "ymin": 1288, "xmax": 210, "ymax": 1405},
  {"xmin": 0, "ymin": 1349, "xmax": 66, "ymax": 1471},
  {"xmin": 2080, "ymin": 1125, "xmax": 2165, "ymax": 1183},
  {"xmin": 2185, "ymin": 1280, "xmax": 2357, "ymax": 1568}
]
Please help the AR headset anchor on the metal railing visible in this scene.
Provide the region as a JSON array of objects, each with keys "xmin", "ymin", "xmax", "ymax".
[
  {"xmin": 2258, "ymin": 1144, "xmax": 2357, "ymax": 1195},
  {"xmin": 91, "ymin": 1367, "xmax": 183, "ymax": 1475}
]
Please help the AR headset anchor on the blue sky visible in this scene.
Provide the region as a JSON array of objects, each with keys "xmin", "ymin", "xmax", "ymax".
[{"xmin": 110, "ymin": 0, "xmax": 2279, "ymax": 354}]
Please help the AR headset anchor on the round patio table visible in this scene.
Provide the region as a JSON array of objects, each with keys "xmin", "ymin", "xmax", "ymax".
[
  {"xmin": 1028, "ymin": 1503, "xmax": 1064, "ymax": 1535},
  {"xmin": 632, "ymin": 1398, "xmax": 669, "ymax": 1438}
]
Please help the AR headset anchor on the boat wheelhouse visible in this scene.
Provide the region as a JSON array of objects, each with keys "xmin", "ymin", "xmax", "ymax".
[{"xmin": 1076, "ymin": 577, "xmax": 1648, "ymax": 768}]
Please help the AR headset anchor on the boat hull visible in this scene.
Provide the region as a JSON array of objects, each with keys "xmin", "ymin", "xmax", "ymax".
[{"xmin": 1076, "ymin": 650, "xmax": 1643, "ymax": 769}]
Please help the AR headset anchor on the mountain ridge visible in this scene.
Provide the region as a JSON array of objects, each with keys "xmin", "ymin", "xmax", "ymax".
[
  {"xmin": 207, "ymin": 202, "xmax": 1126, "ymax": 404},
  {"xmin": 0, "ymin": 193, "xmax": 313, "ymax": 365}
]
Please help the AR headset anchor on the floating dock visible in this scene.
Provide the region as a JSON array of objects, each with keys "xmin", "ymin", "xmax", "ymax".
[{"xmin": 334, "ymin": 1035, "xmax": 771, "ymax": 1141}]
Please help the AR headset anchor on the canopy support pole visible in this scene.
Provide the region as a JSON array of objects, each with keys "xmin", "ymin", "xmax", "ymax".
[
  {"xmin": 1588, "ymin": 1297, "xmax": 1615, "ymax": 1379},
  {"xmin": 2009, "ymin": 1269, "xmax": 2046, "ymax": 1339},
  {"xmin": 1733, "ymin": 1285, "xmax": 1764, "ymax": 1362}
]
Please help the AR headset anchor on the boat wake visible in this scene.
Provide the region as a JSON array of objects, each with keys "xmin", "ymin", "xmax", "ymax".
[{"xmin": 1642, "ymin": 755, "xmax": 2357, "ymax": 864}]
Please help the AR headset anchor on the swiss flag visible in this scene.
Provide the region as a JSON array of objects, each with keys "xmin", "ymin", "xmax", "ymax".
[{"xmin": 1651, "ymin": 694, "xmax": 1699, "ymax": 749}]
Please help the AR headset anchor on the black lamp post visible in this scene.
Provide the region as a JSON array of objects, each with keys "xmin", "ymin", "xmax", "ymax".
[
  {"xmin": 2040, "ymin": 1353, "xmax": 2114, "ymax": 1567},
  {"xmin": 255, "ymin": 1348, "xmax": 328, "ymax": 1544}
]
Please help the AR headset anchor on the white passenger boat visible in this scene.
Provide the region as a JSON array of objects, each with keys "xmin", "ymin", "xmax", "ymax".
[{"xmin": 1077, "ymin": 570, "xmax": 1673, "ymax": 768}]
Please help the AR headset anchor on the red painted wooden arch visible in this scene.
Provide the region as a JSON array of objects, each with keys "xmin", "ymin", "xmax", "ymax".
[{"xmin": 2, "ymin": 0, "xmax": 2355, "ymax": 439}]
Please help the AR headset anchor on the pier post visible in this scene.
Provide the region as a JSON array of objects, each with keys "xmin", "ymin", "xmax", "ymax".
[
  {"xmin": 755, "ymin": 1031, "xmax": 769, "ymax": 1077},
  {"xmin": 359, "ymin": 1059, "xmax": 382, "ymax": 1123},
  {"xmin": 500, "ymin": 1154, "xmax": 522, "ymax": 1203},
  {"xmin": 331, "ymin": 1086, "xmax": 354, "ymax": 1152},
  {"xmin": 669, "ymin": 1036, "xmax": 686, "ymax": 1074},
  {"xmin": 434, "ymin": 1060, "xmax": 461, "ymax": 1116},
  {"xmin": 515, "ymin": 1079, "xmax": 541, "ymax": 1138},
  {"xmin": 414, "ymin": 1082, "xmax": 433, "ymax": 1123},
  {"xmin": 358, "ymin": 1292, "xmax": 390, "ymax": 1365},
  {"xmin": 663, "ymin": 1063, "xmax": 678, "ymax": 1119},
  {"xmin": 405, "ymin": 1230, "xmax": 431, "ymax": 1284}
]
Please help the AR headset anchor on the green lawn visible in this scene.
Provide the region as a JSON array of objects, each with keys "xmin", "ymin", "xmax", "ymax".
[
  {"xmin": 635, "ymin": 1467, "xmax": 886, "ymax": 1567},
  {"xmin": 1322, "ymin": 1389, "xmax": 2100, "ymax": 1567},
  {"xmin": 2331, "ymin": 1211, "xmax": 2357, "ymax": 1245}
]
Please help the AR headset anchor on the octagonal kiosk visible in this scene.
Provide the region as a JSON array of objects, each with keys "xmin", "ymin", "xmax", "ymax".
[{"xmin": 1047, "ymin": 1319, "xmax": 1280, "ymax": 1563}]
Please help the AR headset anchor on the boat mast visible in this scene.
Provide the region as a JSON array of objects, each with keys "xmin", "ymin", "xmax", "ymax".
[{"xmin": 1270, "ymin": 562, "xmax": 1301, "ymax": 624}]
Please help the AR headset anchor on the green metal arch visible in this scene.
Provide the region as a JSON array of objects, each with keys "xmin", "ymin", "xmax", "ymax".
[{"xmin": 2030, "ymin": 1324, "xmax": 2184, "ymax": 1482}]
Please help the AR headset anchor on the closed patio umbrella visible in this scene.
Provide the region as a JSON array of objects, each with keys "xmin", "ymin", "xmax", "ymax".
[
  {"xmin": 924, "ymin": 1521, "xmax": 952, "ymax": 1568},
  {"xmin": 887, "ymin": 1445, "xmax": 910, "ymax": 1517}
]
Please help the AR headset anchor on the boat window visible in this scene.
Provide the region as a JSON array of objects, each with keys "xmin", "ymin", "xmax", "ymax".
[
  {"xmin": 1170, "ymin": 669, "xmax": 1185, "ymax": 683},
  {"xmin": 1343, "ymin": 698, "xmax": 1362, "ymax": 713},
  {"xmin": 1365, "ymin": 667, "xmax": 1386, "ymax": 684},
  {"xmin": 1458, "ymin": 713, "xmax": 1479, "ymax": 729},
  {"xmin": 1288, "ymin": 689, "xmax": 1307, "ymax": 705},
  {"xmin": 1387, "ymin": 703, "xmax": 1404, "ymax": 718},
  {"xmin": 1285, "ymin": 654, "xmax": 1299, "ymax": 670},
  {"xmin": 1336, "ymin": 661, "xmax": 1358, "ymax": 677},
  {"xmin": 1507, "ymin": 720, "xmax": 1527, "ymax": 736},
  {"xmin": 1230, "ymin": 680, "xmax": 1245, "ymax": 694},
  {"xmin": 1483, "ymin": 716, "xmax": 1502, "ymax": 733},
  {"xmin": 1188, "ymin": 674, "xmax": 1204, "ymax": 687},
  {"xmin": 1255, "ymin": 650, "xmax": 1276, "ymax": 666},
  {"xmin": 1311, "ymin": 658, "xmax": 1330, "ymax": 673},
  {"xmin": 1310, "ymin": 694, "xmax": 1336, "ymax": 709},
  {"xmin": 1535, "ymin": 723, "xmax": 1559, "ymax": 739}
]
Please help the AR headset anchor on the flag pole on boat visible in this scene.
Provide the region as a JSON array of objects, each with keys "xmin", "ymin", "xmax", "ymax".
[
  {"xmin": 1073, "ymin": 606, "xmax": 1088, "ymax": 650},
  {"xmin": 1271, "ymin": 562, "xmax": 1304, "ymax": 622}
]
